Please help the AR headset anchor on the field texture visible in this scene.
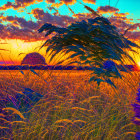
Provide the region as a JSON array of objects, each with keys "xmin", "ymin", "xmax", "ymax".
[{"xmin": 0, "ymin": 70, "xmax": 140, "ymax": 140}]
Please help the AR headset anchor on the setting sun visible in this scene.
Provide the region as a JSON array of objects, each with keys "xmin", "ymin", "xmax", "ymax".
[{"xmin": 137, "ymin": 62, "xmax": 140, "ymax": 67}]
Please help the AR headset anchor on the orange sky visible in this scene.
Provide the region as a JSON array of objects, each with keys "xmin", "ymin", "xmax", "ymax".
[{"xmin": 0, "ymin": 0, "xmax": 140, "ymax": 65}]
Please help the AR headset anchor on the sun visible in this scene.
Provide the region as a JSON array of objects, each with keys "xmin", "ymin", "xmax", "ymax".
[{"xmin": 137, "ymin": 62, "xmax": 140, "ymax": 67}]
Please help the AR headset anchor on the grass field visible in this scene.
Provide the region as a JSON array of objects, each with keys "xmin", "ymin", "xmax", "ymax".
[{"xmin": 0, "ymin": 70, "xmax": 140, "ymax": 140}]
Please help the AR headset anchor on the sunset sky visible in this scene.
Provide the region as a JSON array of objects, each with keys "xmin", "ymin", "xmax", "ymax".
[{"xmin": 0, "ymin": 0, "xmax": 140, "ymax": 65}]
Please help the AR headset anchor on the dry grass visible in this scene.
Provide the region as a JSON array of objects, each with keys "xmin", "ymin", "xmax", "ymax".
[{"xmin": 0, "ymin": 70, "xmax": 139, "ymax": 139}]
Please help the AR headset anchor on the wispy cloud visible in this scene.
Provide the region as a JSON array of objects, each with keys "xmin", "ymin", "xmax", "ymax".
[
  {"xmin": 83, "ymin": 0, "xmax": 96, "ymax": 4},
  {"xmin": 113, "ymin": 12, "xmax": 129, "ymax": 17},
  {"xmin": 45, "ymin": 0, "xmax": 76, "ymax": 5},
  {"xmin": 31, "ymin": 8, "xmax": 75, "ymax": 27},
  {"xmin": 126, "ymin": 31, "xmax": 140, "ymax": 41},
  {"xmin": 0, "ymin": 0, "xmax": 43, "ymax": 10},
  {"xmin": 0, "ymin": 8, "xmax": 76, "ymax": 41},
  {"xmin": 97, "ymin": 5, "xmax": 119, "ymax": 14},
  {"xmin": 2, "ymin": 16, "xmax": 38, "ymax": 30},
  {"xmin": 0, "ymin": 2, "xmax": 139, "ymax": 43}
]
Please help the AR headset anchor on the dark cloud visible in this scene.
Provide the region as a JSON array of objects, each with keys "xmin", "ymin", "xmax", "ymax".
[
  {"xmin": 0, "ymin": 7, "xmax": 139, "ymax": 44},
  {"xmin": 31, "ymin": 8, "xmax": 75, "ymax": 27},
  {"xmin": 45, "ymin": 0, "xmax": 76, "ymax": 5},
  {"xmin": 0, "ymin": 8, "xmax": 76, "ymax": 41},
  {"xmin": 0, "ymin": 14, "xmax": 43, "ymax": 41},
  {"xmin": 127, "ymin": 23, "xmax": 140, "ymax": 31},
  {"xmin": 73, "ymin": 13, "xmax": 97, "ymax": 21},
  {"xmin": 46, "ymin": 0, "xmax": 96, "ymax": 5},
  {"xmin": 108, "ymin": 15, "xmax": 140, "ymax": 44},
  {"xmin": 109, "ymin": 16, "xmax": 131, "ymax": 34},
  {"xmin": 0, "ymin": 23, "xmax": 4, "ymax": 30},
  {"xmin": 45, "ymin": 0, "xmax": 55, "ymax": 3},
  {"xmin": 109, "ymin": 15, "xmax": 140, "ymax": 34},
  {"xmin": 0, "ymin": 0, "xmax": 43, "ymax": 10},
  {"xmin": 0, "ymin": 23, "xmax": 7, "ymax": 38},
  {"xmin": 61, "ymin": 0, "xmax": 76, "ymax": 5},
  {"xmin": 2, "ymin": 16, "xmax": 39, "ymax": 30},
  {"xmin": 0, "ymin": 0, "xmax": 95, "ymax": 10},
  {"xmin": 126, "ymin": 31, "xmax": 140, "ymax": 41},
  {"xmin": 97, "ymin": 6, "xmax": 119, "ymax": 14},
  {"xmin": 0, "ymin": 24, "xmax": 43, "ymax": 41}
]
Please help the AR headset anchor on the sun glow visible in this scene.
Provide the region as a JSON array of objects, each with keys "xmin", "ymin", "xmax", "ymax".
[
  {"xmin": 137, "ymin": 62, "xmax": 140, "ymax": 67},
  {"xmin": 0, "ymin": 39, "xmax": 46, "ymax": 64}
]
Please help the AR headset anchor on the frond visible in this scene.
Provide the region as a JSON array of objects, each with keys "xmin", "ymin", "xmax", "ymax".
[{"xmin": 38, "ymin": 8, "xmax": 139, "ymax": 87}]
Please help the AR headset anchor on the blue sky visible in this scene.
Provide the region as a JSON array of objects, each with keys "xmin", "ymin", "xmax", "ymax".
[{"xmin": 0, "ymin": 0, "xmax": 140, "ymax": 22}]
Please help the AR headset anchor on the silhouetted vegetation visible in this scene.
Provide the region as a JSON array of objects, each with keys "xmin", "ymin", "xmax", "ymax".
[{"xmin": 39, "ymin": 15, "xmax": 139, "ymax": 87}]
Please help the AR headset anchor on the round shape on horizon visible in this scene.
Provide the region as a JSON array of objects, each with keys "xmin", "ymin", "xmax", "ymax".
[{"xmin": 21, "ymin": 52, "xmax": 47, "ymax": 65}]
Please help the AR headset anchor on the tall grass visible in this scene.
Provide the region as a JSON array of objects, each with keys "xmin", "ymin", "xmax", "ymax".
[
  {"xmin": 0, "ymin": 70, "xmax": 139, "ymax": 139},
  {"xmin": 38, "ymin": 13, "xmax": 140, "ymax": 88},
  {"xmin": 132, "ymin": 83, "xmax": 140, "ymax": 139},
  {"xmin": 0, "ymin": 3, "xmax": 140, "ymax": 140}
]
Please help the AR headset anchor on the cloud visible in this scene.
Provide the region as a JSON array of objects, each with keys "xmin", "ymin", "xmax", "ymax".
[
  {"xmin": 61, "ymin": 0, "xmax": 76, "ymax": 5},
  {"xmin": 45, "ymin": 0, "xmax": 55, "ymax": 3},
  {"xmin": 127, "ymin": 23, "xmax": 140, "ymax": 31},
  {"xmin": 0, "ymin": 6, "xmax": 139, "ymax": 44},
  {"xmin": 126, "ymin": 31, "xmax": 140, "ymax": 41},
  {"xmin": 97, "ymin": 6, "xmax": 119, "ymax": 14},
  {"xmin": 0, "ymin": 0, "xmax": 43, "ymax": 10},
  {"xmin": 0, "ymin": 23, "xmax": 4, "ymax": 30},
  {"xmin": 45, "ymin": 0, "xmax": 76, "ymax": 5},
  {"xmin": 108, "ymin": 15, "xmax": 140, "ymax": 41},
  {"xmin": 2, "ymin": 16, "xmax": 39, "ymax": 30},
  {"xmin": 113, "ymin": 12, "xmax": 129, "ymax": 17},
  {"xmin": 111, "ymin": 12, "xmax": 134, "ymax": 24},
  {"xmin": 31, "ymin": 8, "xmax": 75, "ymax": 27},
  {"xmin": 0, "ymin": 0, "xmax": 96, "ymax": 10},
  {"xmin": 83, "ymin": 0, "xmax": 96, "ymax": 4},
  {"xmin": 51, "ymin": 2, "xmax": 63, "ymax": 8},
  {"xmin": 0, "ymin": 8, "xmax": 76, "ymax": 41},
  {"xmin": 0, "ymin": 23, "xmax": 7, "ymax": 38},
  {"xmin": 0, "ymin": 24, "xmax": 43, "ymax": 41},
  {"xmin": 109, "ymin": 16, "xmax": 131, "ymax": 34},
  {"xmin": 73, "ymin": 13, "xmax": 97, "ymax": 21},
  {"xmin": 0, "ymin": 14, "xmax": 43, "ymax": 41}
]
